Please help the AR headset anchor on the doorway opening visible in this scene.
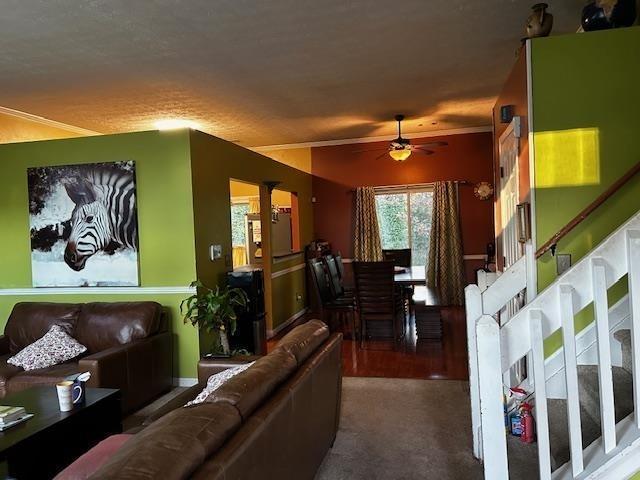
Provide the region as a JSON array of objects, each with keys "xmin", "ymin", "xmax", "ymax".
[{"xmin": 229, "ymin": 179, "xmax": 260, "ymax": 269}]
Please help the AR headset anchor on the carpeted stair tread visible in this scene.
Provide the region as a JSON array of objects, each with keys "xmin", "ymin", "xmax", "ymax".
[
  {"xmin": 507, "ymin": 435, "xmax": 540, "ymax": 479},
  {"xmin": 614, "ymin": 329, "xmax": 632, "ymax": 374},
  {"xmin": 577, "ymin": 364, "xmax": 635, "ymax": 425},
  {"xmin": 508, "ymin": 358, "xmax": 635, "ymax": 475}
]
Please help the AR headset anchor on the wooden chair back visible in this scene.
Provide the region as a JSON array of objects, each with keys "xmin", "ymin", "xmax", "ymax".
[
  {"xmin": 353, "ymin": 261, "xmax": 399, "ymax": 340},
  {"xmin": 308, "ymin": 258, "xmax": 333, "ymax": 304},
  {"xmin": 382, "ymin": 249, "xmax": 412, "ymax": 268},
  {"xmin": 334, "ymin": 251, "xmax": 346, "ymax": 279},
  {"xmin": 324, "ymin": 255, "xmax": 344, "ymax": 297}
]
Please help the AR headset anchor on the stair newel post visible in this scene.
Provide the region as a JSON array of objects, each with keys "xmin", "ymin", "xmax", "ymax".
[
  {"xmin": 627, "ymin": 230, "xmax": 640, "ymax": 429},
  {"xmin": 465, "ymin": 284, "xmax": 483, "ymax": 460},
  {"xmin": 476, "ymin": 314, "xmax": 509, "ymax": 479}
]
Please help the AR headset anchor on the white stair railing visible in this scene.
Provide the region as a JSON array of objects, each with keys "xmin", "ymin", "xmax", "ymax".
[
  {"xmin": 468, "ymin": 210, "xmax": 640, "ymax": 479},
  {"xmin": 466, "ymin": 240, "xmax": 535, "ymax": 460}
]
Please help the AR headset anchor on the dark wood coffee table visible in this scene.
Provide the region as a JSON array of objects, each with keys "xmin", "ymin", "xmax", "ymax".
[{"xmin": 0, "ymin": 386, "xmax": 121, "ymax": 479}]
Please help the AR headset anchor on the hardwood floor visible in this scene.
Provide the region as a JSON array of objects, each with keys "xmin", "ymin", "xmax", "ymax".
[{"xmin": 269, "ymin": 306, "xmax": 469, "ymax": 380}]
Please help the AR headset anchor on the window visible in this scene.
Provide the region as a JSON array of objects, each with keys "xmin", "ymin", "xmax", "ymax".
[
  {"xmin": 231, "ymin": 203, "xmax": 249, "ymax": 247},
  {"xmin": 375, "ymin": 187, "xmax": 434, "ymax": 266}
]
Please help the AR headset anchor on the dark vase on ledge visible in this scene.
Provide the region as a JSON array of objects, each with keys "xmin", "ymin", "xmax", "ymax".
[{"xmin": 581, "ymin": 0, "xmax": 637, "ymax": 31}]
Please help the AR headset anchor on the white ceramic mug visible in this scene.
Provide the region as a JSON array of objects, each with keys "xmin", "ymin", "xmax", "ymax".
[{"xmin": 56, "ymin": 380, "xmax": 74, "ymax": 412}]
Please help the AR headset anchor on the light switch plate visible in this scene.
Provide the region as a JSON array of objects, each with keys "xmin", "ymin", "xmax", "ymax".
[
  {"xmin": 557, "ymin": 254, "xmax": 571, "ymax": 275},
  {"xmin": 209, "ymin": 244, "xmax": 222, "ymax": 261}
]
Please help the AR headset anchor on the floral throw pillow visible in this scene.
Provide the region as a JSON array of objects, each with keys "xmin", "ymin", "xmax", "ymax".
[
  {"xmin": 7, "ymin": 325, "xmax": 87, "ymax": 371},
  {"xmin": 185, "ymin": 361, "xmax": 255, "ymax": 407}
]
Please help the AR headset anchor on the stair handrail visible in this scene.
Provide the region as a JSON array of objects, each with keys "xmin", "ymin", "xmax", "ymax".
[
  {"xmin": 502, "ymin": 210, "xmax": 640, "ymax": 372},
  {"xmin": 536, "ymin": 161, "xmax": 640, "ymax": 259}
]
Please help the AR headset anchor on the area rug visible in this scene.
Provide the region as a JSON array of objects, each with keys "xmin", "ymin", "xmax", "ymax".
[{"xmin": 315, "ymin": 377, "xmax": 483, "ymax": 480}]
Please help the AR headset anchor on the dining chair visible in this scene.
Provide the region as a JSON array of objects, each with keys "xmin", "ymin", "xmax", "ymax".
[
  {"xmin": 334, "ymin": 251, "xmax": 346, "ymax": 279},
  {"xmin": 323, "ymin": 254, "xmax": 354, "ymax": 299},
  {"xmin": 308, "ymin": 258, "xmax": 357, "ymax": 339},
  {"xmin": 382, "ymin": 248, "xmax": 413, "ymax": 312},
  {"xmin": 352, "ymin": 261, "xmax": 405, "ymax": 348}
]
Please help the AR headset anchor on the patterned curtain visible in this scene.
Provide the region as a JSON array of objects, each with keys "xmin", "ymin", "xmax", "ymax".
[
  {"xmin": 248, "ymin": 197, "xmax": 260, "ymax": 214},
  {"xmin": 353, "ymin": 187, "xmax": 383, "ymax": 261},
  {"xmin": 427, "ymin": 181, "xmax": 465, "ymax": 305},
  {"xmin": 232, "ymin": 246, "xmax": 248, "ymax": 268}
]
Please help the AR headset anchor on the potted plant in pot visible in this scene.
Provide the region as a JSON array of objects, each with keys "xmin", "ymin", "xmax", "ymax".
[{"xmin": 181, "ymin": 280, "xmax": 249, "ymax": 356}]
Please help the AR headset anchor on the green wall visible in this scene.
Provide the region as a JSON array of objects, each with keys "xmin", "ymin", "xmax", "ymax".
[
  {"xmin": 0, "ymin": 130, "xmax": 200, "ymax": 377},
  {"xmin": 530, "ymin": 27, "xmax": 640, "ymax": 355},
  {"xmin": 189, "ymin": 131, "xmax": 313, "ymax": 344}
]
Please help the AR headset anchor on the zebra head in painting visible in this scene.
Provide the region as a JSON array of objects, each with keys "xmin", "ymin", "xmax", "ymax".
[{"xmin": 63, "ymin": 170, "xmax": 137, "ymax": 271}]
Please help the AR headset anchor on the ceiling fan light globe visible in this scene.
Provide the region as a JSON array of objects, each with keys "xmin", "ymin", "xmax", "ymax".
[{"xmin": 389, "ymin": 149, "xmax": 412, "ymax": 162}]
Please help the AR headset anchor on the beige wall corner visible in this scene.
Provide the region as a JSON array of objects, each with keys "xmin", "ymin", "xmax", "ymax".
[
  {"xmin": 253, "ymin": 147, "xmax": 312, "ymax": 174},
  {"xmin": 0, "ymin": 107, "xmax": 98, "ymax": 144}
]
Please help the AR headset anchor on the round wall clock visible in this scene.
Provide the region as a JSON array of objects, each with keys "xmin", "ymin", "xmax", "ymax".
[{"xmin": 473, "ymin": 182, "xmax": 494, "ymax": 200}]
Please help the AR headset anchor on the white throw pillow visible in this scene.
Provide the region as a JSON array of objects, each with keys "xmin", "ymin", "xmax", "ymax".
[
  {"xmin": 185, "ymin": 361, "xmax": 255, "ymax": 407},
  {"xmin": 7, "ymin": 325, "xmax": 87, "ymax": 371}
]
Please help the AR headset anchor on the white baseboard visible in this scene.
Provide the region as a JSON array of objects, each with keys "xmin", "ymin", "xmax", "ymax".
[
  {"xmin": 173, "ymin": 377, "xmax": 198, "ymax": 387},
  {"xmin": 545, "ymin": 295, "xmax": 630, "ymax": 399},
  {"xmin": 267, "ymin": 307, "xmax": 309, "ymax": 339}
]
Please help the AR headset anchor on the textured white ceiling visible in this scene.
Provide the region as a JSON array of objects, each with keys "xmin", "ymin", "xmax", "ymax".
[{"xmin": 0, "ymin": 0, "xmax": 584, "ymax": 146}]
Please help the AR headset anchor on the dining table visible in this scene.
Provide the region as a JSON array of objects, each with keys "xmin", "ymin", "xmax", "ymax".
[
  {"xmin": 393, "ymin": 265, "xmax": 426, "ymax": 286},
  {"xmin": 393, "ymin": 266, "xmax": 441, "ymax": 306}
]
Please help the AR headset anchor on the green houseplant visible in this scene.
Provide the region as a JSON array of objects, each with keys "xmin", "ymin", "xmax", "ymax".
[{"xmin": 181, "ymin": 280, "xmax": 249, "ymax": 355}]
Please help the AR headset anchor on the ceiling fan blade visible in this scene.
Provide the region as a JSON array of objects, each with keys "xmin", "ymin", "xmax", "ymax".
[
  {"xmin": 375, "ymin": 151, "xmax": 391, "ymax": 160},
  {"xmin": 352, "ymin": 147, "xmax": 388, "ymax": 153},
  {"xmin": 415, "ymin": 148, "xmax": 435, "ymax": 155},
  {"xmin": 412, "ymin": 141, "xmax": 448, "ymax": 148}
]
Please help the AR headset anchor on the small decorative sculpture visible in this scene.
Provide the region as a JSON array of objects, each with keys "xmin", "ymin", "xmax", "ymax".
[
  {"xmin": 526, "ymin": 3, "xmax": 554, "ymax": 38},
  {"xmin": 581, "ymin": 0, "xmax": 637, "ymax": 31}
]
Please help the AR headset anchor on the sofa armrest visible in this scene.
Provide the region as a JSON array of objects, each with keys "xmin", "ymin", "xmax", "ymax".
[
  {"xmin": 0, "ymin": 335, "xmax": 10, "ymax": 356},
  {"xmin": 79, "ymin": 344, "xmax": 129, "ymax": 389},
  {"xmin": 78, "ymin": 331, "xmax": 173, "ymax": 413},
  {"xmin": 198, "ymin": 355, "xmax": 261, "ymax": 384}
]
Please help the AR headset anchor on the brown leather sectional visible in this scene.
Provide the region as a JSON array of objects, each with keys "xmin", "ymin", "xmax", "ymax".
[
  {"xmin": 91, "ymin": 320, "xmax": 342, "ymax": 480},
  {"xmin": 0, "ymin": 302, "xmax": 172, "ymax": 413}
]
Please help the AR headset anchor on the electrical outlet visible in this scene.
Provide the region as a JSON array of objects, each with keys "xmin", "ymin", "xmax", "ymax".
[
  {"xmin": 557, "ymin": 254, "xmax": 571, "ymax": 275},
  {"xmin": 296, "ymin": 293, "xmax": 302, "ymax": 302},
  {"xmin": 209, "ymin": 244, "xmax": 222, "ymax": 261}
]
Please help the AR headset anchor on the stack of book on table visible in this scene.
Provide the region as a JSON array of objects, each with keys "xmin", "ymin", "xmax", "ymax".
[{"xmin": 0, "ymin": 406, "xmax": 32, "ymax": 431}]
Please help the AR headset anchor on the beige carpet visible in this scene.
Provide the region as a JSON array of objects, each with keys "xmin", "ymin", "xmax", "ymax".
[{"xmin": 315, "ymin": 377, "xmax": 484, "ymax": 480}]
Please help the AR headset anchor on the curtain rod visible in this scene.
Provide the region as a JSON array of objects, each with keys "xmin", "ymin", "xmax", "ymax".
[{"xmin": 349, "ymin": 180, "xmax": 470, "ymax": 192}]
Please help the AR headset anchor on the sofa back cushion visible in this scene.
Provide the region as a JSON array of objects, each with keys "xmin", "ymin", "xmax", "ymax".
[
  {"xmin": 275, "ymin": 319, "xmax": 329, "ymax": 365},
  {"xmin": 74, "ymin": 302, "xmax": 162, "ymax": 354},
  {"xmin": 5, "ymin": 303, "xmax": 81, "ymax": 354},
  {"xmin": 205, "ymin": 348, "xmax": 297, "ymax": 419},
  {"xmin": 92, "ymin": 402, "xmax": 242, "ymax": 480}
]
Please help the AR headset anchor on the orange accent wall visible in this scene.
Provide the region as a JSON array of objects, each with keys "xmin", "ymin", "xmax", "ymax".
[
  {"xmin": 492, "ymin": 48, "xmax": 530, "ymax": 270},
  {"xmin": 311, "ymin": 131, "xmax": 495, "ymax": 283}
]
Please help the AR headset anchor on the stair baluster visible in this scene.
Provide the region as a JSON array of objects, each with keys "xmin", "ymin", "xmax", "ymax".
[
  {"xmin": 627, "ymin": 230, "xmax": 640, "ymax": 430},
  {"xmin": 592, "ymin": 258, "xmax": 617, "ymax": 453},
  {"xmin": 559, "ymin": 285, "xmax": 584, "ymax": 476},
  {"xmin": 529, "ymin": 309, "xmax": 552, "ymax": 479}
]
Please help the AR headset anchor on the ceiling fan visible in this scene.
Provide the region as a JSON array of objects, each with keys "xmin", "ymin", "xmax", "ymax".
[{"xmin": 354, "ymin": 114, "xmax": 448, "ymax": 162}]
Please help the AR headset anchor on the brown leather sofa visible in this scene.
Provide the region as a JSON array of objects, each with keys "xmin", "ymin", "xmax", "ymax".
[
  {"xmin": 89, "ymin": 320, "xmax": 342, "ymax": 480},
  {"xmin": 0, "ymin": 302, "xmax": 172, "ymax": 413}
]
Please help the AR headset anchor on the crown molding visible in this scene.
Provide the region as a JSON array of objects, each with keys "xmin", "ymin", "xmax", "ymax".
[
  {"xmin": 252, "ymin": 125, "xmax": 492, "ymax": 152},
  {"xmin": 0, "ymin": 106, "xmax": 100, "ymax": 136}
]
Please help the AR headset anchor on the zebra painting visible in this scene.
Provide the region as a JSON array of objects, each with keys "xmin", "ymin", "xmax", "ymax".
[{"xmin": 28, "ymin": 161, "xmax": 140, "ymax": 287}]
